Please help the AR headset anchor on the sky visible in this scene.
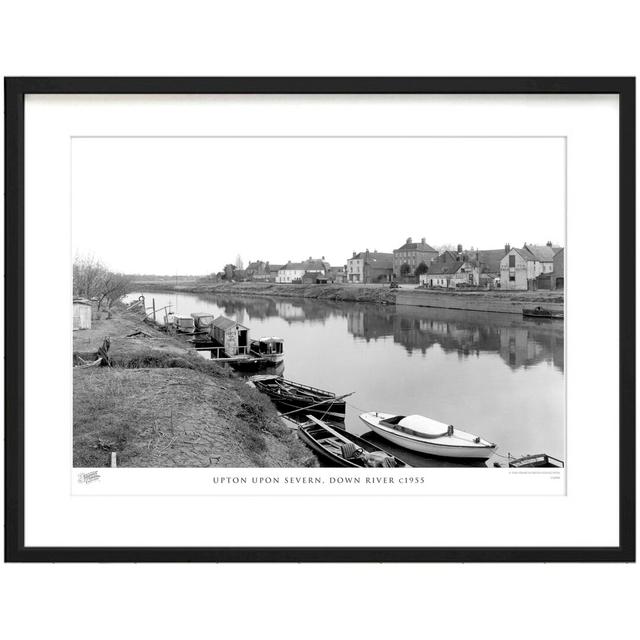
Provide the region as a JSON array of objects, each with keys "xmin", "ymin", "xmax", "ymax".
[{"xmin": 72, "ymin": 136, "xmax": 565, "ymax": 275}]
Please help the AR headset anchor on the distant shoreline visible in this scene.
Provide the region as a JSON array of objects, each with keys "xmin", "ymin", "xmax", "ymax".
[{"xmin": 130, "ymin": 281, "xmax": 564, "ymax": 315}]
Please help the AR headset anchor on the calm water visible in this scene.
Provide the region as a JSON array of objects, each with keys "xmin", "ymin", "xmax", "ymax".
[{"xmin": 127, "ymin": 291, "xmax": 565, "ymax": 466}]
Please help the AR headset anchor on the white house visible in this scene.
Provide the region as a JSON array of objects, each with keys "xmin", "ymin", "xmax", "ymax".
[
  {"xmin": 420, "ymin": 261, "xmax": 477, "ymax": 288},
  {"xmin": 277, "ymin": 258, "xmax": 329, "ymax": 283},
  {"xmin": 499, "ymin": 244, "xmax": 556, "ymax": 290}
]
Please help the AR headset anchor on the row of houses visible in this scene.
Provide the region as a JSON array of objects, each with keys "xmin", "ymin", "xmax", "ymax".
[
  {"xmin": 241, "ymin": 238, "xmax": 564, "ymax": 291},
  {"xmin": 419, "ymin": 242, "xmax": 564, "ymax": 291}
]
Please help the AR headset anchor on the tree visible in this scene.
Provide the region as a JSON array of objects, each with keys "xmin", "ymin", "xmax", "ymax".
[
  {"xmin": 73, "ymin": 254, "xmax": 106, "ymax": 299},
  {"xmin": 97, "ymin": 272, "xmax": 131, "ymax": 311},
  {"xmin": 400, "ymin": 263, "xmax": 411, "ymax": 277},
  {"xmin": 73, "ymin": 255, "xmax": 131, "ymax": 311},
  {"xmin": 415, "ymin": 261, "xmax": 429, "ymax": 276},
  {"xmin": 223, "ymin": 264, "xmax": 236, "ymax": 281}
]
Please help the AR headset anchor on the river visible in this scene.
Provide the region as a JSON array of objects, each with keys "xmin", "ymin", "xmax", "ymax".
[{"xmin": 126, "ymin": 290, "xmax": 565, "ymax": 467}]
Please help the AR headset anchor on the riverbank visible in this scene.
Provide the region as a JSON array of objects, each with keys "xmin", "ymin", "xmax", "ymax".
[
  {"xmin": 73, "ymin": 305, "xmax": 314, "ymax": 468},
  {"xmin": 134, "ymin": 280, "xmax": 397, "ymax": 303},
  {"xmin": 396, "ymin": 288, "xmax": 564, "ymax": 315},
  {"xmin": 132, "ymin": 279, "xmax": 564, "ymax": 314}
]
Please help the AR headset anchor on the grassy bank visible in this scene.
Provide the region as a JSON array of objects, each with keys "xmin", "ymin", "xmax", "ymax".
[
  {"xmin": 73, "ymin": 305, "xmax": 314, "ymax": 468},
  {"xmin": 134, "ymin": 280, "xmax": 398, "ymax": 303}
]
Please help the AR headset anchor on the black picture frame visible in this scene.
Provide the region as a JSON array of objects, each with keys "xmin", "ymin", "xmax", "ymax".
[{"xmin": 4, "ymin": 77, "xmax": 635, "ymax": 563}]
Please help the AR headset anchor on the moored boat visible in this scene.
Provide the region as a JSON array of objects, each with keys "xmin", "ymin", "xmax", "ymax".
[
  {"xmin": 522, "ymin": 306, "xmax": 564, "ymax": 319},
  {"xmin": 251, "ymin": 375, "xmax": 347, "ymax": 421},
  {"xmin": 174, "ymin": 314, "xmax": 196, "ymax": 333},
  {"xmin": 359, "ymin": 412, "xmax": 496, "ymax": 460},
  {"xmin": 190, "ymin": 312, "xmax": 215, "ymax": 332},
  {"xmin": 250, "ymin": 337, "xmax": 285, "ymax": 364},
  {"xmin": 298, "ymin": 416, "xmax": 410, "ymax": 468},
  {"xmin": 508, "ymin": 453, "xmax": 564, "ymax": 468}
]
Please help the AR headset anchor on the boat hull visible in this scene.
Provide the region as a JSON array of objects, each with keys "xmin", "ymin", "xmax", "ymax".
[
  {"xmin": 522, "ymin": 308, "xmax": 564, "ymax": 319},
  {"xmin": 359, "ymin": 412, "xmax": 495, "ymax": 460},
  {"xmin": 253, "ymin": 378, "xmax": 346, "ymax": 421},
  {"xmin": 298, "ymin": 422, "xmax": 409, "ymax": 468}
]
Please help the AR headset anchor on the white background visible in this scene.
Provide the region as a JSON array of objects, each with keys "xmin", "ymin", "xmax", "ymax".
[
  {"xmin": 1, "ymin": 2, "xmax": 638, "ymax": 640},
  {"xmin": 28, "ymin": 94, "xmax": 609, "ymax": 546}
]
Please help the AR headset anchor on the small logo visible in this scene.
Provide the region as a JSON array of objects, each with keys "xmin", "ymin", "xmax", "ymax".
[{"xmin": 78, "ymin": 470, "xmax": 101, "ymax": 484}]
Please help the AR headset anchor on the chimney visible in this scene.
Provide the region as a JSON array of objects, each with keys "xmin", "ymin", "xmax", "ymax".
[
  {"xmin": 421, "ymin": 237, "xmax": 426, "ymax": 244},
  {"xmin": 321, "ymin": 255, "xmax": 325, "ymax": 260},
  {"xmin": 406, "ymin": 237, "xmax": 412, "ymax": 244},
  {"xmin": 352, "ymin": 251, "xmax": 356, "ymax": 258},
  {"xmin": 546, "ymin": 241, "xmax": 552, "ymax": 247},
  {"xmin": 505, "ymin": 243, "xmax": 511, "ymax": 254},
  {"xmin": 457, "ymin": 244, "xmax": 463, "ymax": 254}
]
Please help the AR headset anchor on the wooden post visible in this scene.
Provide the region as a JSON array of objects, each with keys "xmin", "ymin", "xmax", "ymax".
[
  {"xmin": 110, "ymin": 452, "xmax": 117, "ymax": 468},
  {"xmin": 152, "ymin": 298, "xmax": 156, "ymax": 323}
]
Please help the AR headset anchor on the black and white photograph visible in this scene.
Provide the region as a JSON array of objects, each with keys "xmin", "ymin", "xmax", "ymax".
[{"xmin": 72, "ymin": 134, "xmax": 566, "ymax": 473}]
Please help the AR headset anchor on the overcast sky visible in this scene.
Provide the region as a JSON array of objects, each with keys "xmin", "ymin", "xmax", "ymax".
[{"xmin": 72, "ymin": 136, "xmax": 565, "ymax": 275}]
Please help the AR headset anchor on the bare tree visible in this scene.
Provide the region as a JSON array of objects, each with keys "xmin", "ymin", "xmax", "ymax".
[
  {"xmin": 73, "ymin": 254, "xmax": 107, "ymax": 299},
  {"xmin": 73, "ymin": 255, "xmax": 131, "ymax": 311}
]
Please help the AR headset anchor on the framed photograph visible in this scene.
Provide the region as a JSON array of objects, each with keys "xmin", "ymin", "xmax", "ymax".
[{"xmin": 4, "ymin": 77, "xmax": 635, "ymax": 562}]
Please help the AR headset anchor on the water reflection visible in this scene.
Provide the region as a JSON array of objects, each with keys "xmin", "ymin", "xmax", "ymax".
[{"xmin": 347, "ymin": 305, "xmax": 563, "ymax": 372}]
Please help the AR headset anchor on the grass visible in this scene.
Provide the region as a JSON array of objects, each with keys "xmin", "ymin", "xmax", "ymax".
[{"xmin": 73, "ymin": 308, "xmax": 315, "ymax": 468}]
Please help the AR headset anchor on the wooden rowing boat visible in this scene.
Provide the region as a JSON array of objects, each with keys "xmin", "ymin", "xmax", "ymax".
[
  {"xmin": 298, "ymin": 416, "xmax": 410, "ymax": 468},
  {"xmin": 251, "ymin": 375, "xmax": 347, "ymax": 421}
]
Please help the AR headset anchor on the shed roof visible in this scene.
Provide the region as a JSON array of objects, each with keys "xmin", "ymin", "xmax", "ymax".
[
  {"xmin": 73, "ymin": 297, "xmax": 92, "ymax": 306},
  {"xmin": 212, "ymin": 316, "xmax": 247, "ymax": 330}
]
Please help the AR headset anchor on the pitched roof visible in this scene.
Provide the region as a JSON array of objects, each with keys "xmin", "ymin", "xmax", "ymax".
[
  {"xmin": 426, "ymin": 261, "xmax": 465, "ymax": 276},
  {"xmin": 212, "ymin": 316, "xmax": 246, "ymax": 330},
  {"xmin": 471, "ymin": 249, "xmax": 507, "ymax": 273},
  {"xmin": 436, "ymin": 250, "xmax": 460, "ymax": 263},
  {"xmin": 394, "ymin": 240, "xmax": 437, "ymax": 253},
  {"xmin": 512, "ymin": 247, "xmax": 535, "ymax": 261},
  {"xmin": 524, "ymin": 244, "xmax": 556, "ymax": 261}
]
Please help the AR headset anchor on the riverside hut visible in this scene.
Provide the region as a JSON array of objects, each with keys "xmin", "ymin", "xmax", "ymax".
[
  {"xmin": 211, "ymin": 316, "xmax": 249, "ymax": 356},
  {"xmin": 73, "ymin": 298, "xmax": 92, "ymax": 330}
]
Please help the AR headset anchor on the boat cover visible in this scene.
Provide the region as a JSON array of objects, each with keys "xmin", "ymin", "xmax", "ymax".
[{"xmin": 396, "ymin": 415, "xmax": 450, "ymax": 437}]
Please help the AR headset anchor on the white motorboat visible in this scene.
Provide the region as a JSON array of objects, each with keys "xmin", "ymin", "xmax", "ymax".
[{"xmin": 359, "ymin": 412, "xmax": 496, "ymax": 460}]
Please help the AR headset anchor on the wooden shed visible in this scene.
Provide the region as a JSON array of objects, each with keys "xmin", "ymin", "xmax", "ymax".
[
  {"xmin": 73, "ymin": 298, "xmax": 92, "ymax": 330},
  {"xmin": 211, "ymin": 316, "xmax": 249, "ymax": 356}
]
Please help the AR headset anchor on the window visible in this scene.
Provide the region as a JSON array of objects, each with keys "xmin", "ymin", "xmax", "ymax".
[
  {"xmin": 509, "ymin": 275, "xmax": 515, "ymax": 282},
  {"xmin": 508, "ymin": 254, "xmax": 516, "ymax": 267}
]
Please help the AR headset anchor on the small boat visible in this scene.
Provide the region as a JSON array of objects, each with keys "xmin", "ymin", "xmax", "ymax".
[
  {"xmin": 298, "ymin": 416, "xmax": 410, "ymax": 468},
  {"xmin": 251, "ymin": 375, "xmax": 348, "ymax": 421},
  {"xmin": 522, "ymin": 306, "xmax": 564, "ymax": 319},
  {"xmin": 250, "ymin": 337, "xmax": 285, "ymax": 364},
  {"xmin": 508, "ymin": 453, "xmax": 564, "ymax": 468},
  {"xmin": 174, "ymin": 314, "xmax": 196, "ymax": 333},
  {"xmin": 190, "ymin": 312, "xmax": 215, "ymax": 331},
  {"xmin": 359, "ymin": 412, "xmax": 496, "ymax": 460}
]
